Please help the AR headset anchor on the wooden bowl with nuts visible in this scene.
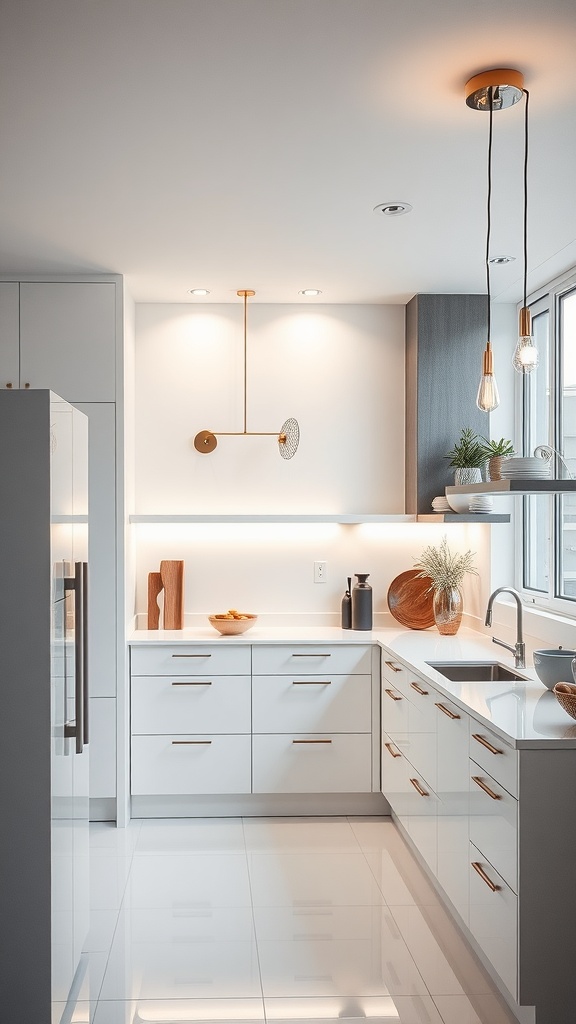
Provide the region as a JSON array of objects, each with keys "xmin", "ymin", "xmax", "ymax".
[{"xmin": 208, "ymin": 609, "xmax": 258, "ymax": 635}]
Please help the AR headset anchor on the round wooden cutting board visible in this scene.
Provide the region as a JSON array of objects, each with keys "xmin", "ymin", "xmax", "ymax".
[{"xmin": 387, "ymin": 569, "xmax": 435, "ymax": 630}]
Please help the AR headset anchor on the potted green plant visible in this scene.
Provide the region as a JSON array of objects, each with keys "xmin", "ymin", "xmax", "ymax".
[
  {"xmin": 478, "ymin": 436, "xmax": 516, "ymax": 481},
  {"xmin": 444, "ymin": 427, "xmax": 485, "ymax": 485},
  {"xmin": 413, "ymin": 535, "xmax": 478, "ymax": 635}
]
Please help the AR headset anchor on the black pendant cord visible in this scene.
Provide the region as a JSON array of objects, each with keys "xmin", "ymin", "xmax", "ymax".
[
  {"xmin": 523, "ymin": 89, "xmax": 530, "ymax": 310},
  {"xmin": 485, "ymin": 87, "xmax": 494, "ymax": 346}
]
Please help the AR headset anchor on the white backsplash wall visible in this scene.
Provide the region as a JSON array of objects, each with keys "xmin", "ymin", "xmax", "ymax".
[
  {"xmin": 134, "ymin": 303, "xmax": 406, "ymax": 514},
  {"xmin": 133, "ymin": 521, "xmax": 488, "ymax": 625}
]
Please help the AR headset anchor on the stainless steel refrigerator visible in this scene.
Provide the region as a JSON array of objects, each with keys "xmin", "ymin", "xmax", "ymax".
[{"xmin": 0, "ymin": 389, "xmax": 89, "ymax": 1022}]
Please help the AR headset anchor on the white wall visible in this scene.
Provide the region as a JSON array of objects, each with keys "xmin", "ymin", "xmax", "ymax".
[
  {"xmin": 132, "ymin": 301, "xmax": 495, "ymax": 626},
  {"xmin": 134, "ymin": 303, "xmax": 406, "ymax": 514}
]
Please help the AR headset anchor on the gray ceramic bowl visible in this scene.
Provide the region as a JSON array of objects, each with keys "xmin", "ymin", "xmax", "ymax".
[{"xmin": 532, "ymin": 649, "xmax": 576, "ymax": 689}]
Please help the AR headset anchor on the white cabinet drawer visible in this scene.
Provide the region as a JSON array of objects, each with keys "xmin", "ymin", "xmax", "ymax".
[
  {"xmin": 469, "ymin": 721, "xmax": 518, "ymax": 798},
  {"xmin": 381, "ymin": 655, "xmax": 409, "ymax": 690},
  {"xmin": 130, "ymin": 644, "xmax": 251, "ymax": 677},
  {"xmin": 469, "ymin": 763, "xmax": 518, "ymax": 894},
  {"xmin": 381, "ymin": 731, "xmax": 411, "ymax": 832},
  {"xmin": 252, "ymin": 644, "xmax": 371, "ymax": 675},
  {"xmin": 469, "ymin": 843, "xmax": 518, "ymax": 999},
  {"xmin": 381, "ymin": 678, "xmax": 409, "ymax": 733},
  {"xmin": 131, "ymin": 675, "xmax": 251, "ymax": 735},
  {"xmin": 252, "ymin": 733, "xmax": 372, "ymax": 793},
  {"xmin": 131, "ymin": 734, "xmax": 251, "ymax": 795},
  {"xmin": 253, "ymin": 674, "xmax": 371, "ymax": 734}
]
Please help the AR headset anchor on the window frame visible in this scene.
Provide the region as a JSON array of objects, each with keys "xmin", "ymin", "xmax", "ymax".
[{"xmin": 515, "ymin": 267, "xmax": 576, "ymax": 618}]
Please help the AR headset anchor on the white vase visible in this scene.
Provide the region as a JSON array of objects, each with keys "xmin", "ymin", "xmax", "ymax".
[{"xmin": 454, "ymin": 467, "xmax": 482, "ymax": 486}]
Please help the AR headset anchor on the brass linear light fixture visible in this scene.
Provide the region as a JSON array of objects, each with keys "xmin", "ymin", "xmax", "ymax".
[
  {"xmin": 194, "ymin": 290, "xmax": 300, "ymax": 459},
  {"xmin": 465, "ymin": 68, "xmax": 526, "ymax": 412}
]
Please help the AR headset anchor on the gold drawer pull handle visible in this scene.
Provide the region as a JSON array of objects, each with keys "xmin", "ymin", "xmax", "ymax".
[
  {"xmin": 292, "ymin": 680, "xmax": 332, "ymax": 685},
  {"xmin": 435, "ymin": 702, "xmax": 460, "ymax": 719},
  {"xmin": 410, "ymin": 681, "xmax": 429, "ymax": 696},
  {"xmin": 385, "ymin": 688, "xmax": 402, "ymax": 702},
  {"xmin": 471, "ymin": 861, "xmax": 501, "ymax": 892},
  {"xmin": 172, "ymin": 740, "xmax": 212, "ymax": 745},
  {"xmin": 171, "ymin": 680, "xmax": 212, "ymax": 686},
  {"xmin": 409, "ymin": 778, "xmax": 429, "ymax": 797},
  {"xmin": 291, "ymin": 653, "xmax": 331, "ymax": 658},
  {"xmin": 292, "ymin": 738, "xmax": 333, "ymax": 744},
  {"xmin": 472, "ymin": 776, "xmax": 501, "ymax": 800},
  {"xmin": 472, "ymin": 733, "xmax": 502, "ymax": 755},
  {"xmin": 172, "ymin": 653, "xmax": 212, "ymax": 658},
  {"xmin": 384, "ymin": 742, "xmax": 401, "ymax": 759},
  {"xmin": 384, "ymin": 660, "xmax": 401, "ymax": 673}
]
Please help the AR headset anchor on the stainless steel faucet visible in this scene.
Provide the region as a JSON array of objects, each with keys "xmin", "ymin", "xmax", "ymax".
[{"xmin": 485, "ymin": 586, "xmax": 526, "ymax": 669}]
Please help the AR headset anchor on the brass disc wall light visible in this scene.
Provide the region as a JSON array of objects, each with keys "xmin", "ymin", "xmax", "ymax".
[
  {"xmin": 465, "ymin": 68, "xmax": 525, "ymax": 412},
  {"xmin": 194, "ymin": 290, "xmax": 300, "ymax": 459}
]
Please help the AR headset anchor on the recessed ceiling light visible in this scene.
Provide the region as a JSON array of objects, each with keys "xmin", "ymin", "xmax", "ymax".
[
  {"xmin": 299, "ymin": 289, "xmax": 322, "ymax": 297},
  {"xmin": 488, "ymin": 255, "xmax": 516, "ymax": 265},
  {"xmin": 373, "ymin": 202, "xmax": 412, "ymax": 217},
  {"xmin": 189, "ymin": 288, "xmax": 210, "ymax": 296}
]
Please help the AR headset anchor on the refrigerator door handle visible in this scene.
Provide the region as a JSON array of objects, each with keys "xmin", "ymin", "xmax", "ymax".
[
  {"xmin": 82, "ymin": 561, "xmax": 89, "ymax": 745},
  {"xmin": 64, "ymin": 563, "xmax": 84, "ymax": 753}
]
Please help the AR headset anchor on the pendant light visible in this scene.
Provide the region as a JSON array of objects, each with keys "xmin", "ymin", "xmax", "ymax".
[
  {"xmin": 466, "ymin": 70, "xmax": 526, "ymax": 412},
  {"xmin": 193, "ymin": 290, "xmax": 300, "ymax": 459},
  {"xmin": 476, "ymin": 82, "xmax": 500, "ymax": 412},
  {"xmin": 512, "ymin": 89, "xmax": 538, "ymax": 373}
]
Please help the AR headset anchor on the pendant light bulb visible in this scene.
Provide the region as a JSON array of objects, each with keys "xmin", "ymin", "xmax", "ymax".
[
  {"xmin": 513, "ymin": 307, "xmax": 538, "ymax": 374},
  {"xmin": 476, "ymin": 342, "xmax": 500, "ymax": 412}
]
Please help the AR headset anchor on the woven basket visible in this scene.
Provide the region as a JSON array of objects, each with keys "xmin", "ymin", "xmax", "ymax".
[{"xmin": 553, "ymin": 682, "xmax": 576, "ymax": 720}]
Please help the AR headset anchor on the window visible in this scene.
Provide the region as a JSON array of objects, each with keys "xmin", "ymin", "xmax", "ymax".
[{"xmin": 520, "ymin": 271, "xmax": 576, "ymax": 611}]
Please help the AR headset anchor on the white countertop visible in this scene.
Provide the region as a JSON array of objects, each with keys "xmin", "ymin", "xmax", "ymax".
[{"xmin": 128, "ymin": 624, "xmax": 576, "ymax": 748}]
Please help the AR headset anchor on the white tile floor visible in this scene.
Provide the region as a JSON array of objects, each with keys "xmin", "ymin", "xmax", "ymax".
[{"xmin": 53, "ymin": 816, "xmax": 520, "ymax": 1024}]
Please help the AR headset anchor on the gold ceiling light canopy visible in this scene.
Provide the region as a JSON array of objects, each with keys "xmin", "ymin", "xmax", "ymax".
[
  {"xmin": 193, "ymin": 290, "xmax": 300, "ymax": 460},
  {"xmin": 465, "ymin": 68, "xmax": 524, "ymax": 111}
]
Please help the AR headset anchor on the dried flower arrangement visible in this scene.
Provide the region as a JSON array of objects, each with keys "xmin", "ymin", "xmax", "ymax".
[{"xmin": 413, "ymin": 535, "xmax": 478, "ymax": 593}]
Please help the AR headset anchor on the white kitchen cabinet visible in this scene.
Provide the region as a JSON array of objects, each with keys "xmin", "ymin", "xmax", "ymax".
[
  {"xmin": 469, "ymin": 720, "xmax": 518, "ymax": 797},
  {"xmin": 469, "ymin": 842, "xmax": 518, "ymax": 1000},
  {"xmin": 252, "ymin": 644, "xmax": 374, "ymax": 795},
  {"xmin": 252, "ymin": 673, "xmax": 371, "ymax": 734},
  {"xmin": 88, "ymin": 698, "xmax": 117, "ymax": 801},
  {"xmin": 436, "ymin": 693, "xmax": 470, "ymax": 925},
  {"xmin": 19, "ymin": 283, "xmax": 116, "ymax": 401},
  {"xmin": 130, "ymin": 644, "xmax": 252, "ymax": 798},
  {"xmin": 131, "ymin": 644, "xmax": 251, "ymax": 676},
  {"xmin": 469, "ymin": 762, "xmax": 518, "ymax": 894},
  {"xmin": 252, "ymin": 644, "xmax": 371, "ymax": 675},
  {"xmin": 252, "ymin": 733, "xmax": 371, "ymax": 794},
  {"xmin": 132, "ymin": 675, "xmax": 251, "ymax": 734},
  {"xmin": 0, "ymin": 282, "xmax": 19, "ymax": 385},
  {"xmin": 131, "ymin": 735, "xmax": 252, "ymax": 795},
  {"xmin": 0, "ymin": 276, "xmax": 125, "ymax": 819}
]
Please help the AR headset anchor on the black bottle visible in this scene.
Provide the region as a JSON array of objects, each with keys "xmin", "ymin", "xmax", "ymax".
[
  {"xmin": 341, "ymin": 577, "xmax": 352, "ymax": 629},
  {"xmin": 351, "ymin": 573, "xmax": 372, "ymax": 630}
]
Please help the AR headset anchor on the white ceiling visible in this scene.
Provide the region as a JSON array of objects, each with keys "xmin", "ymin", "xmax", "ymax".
[{"xmin": 1, "ymin": 0, "xmax": 575, "ymax": 305}]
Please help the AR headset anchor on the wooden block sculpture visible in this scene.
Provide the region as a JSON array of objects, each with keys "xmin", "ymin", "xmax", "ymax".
[
  {"xmin": 147, "ymin": 571, "xmax": 163, "ymax": 629},
  {"xmin": 147, "ymin": 560, "xmax": 184, "ymax": 629}
]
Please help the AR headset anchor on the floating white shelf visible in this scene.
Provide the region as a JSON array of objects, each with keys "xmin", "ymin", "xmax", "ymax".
[
  {"xmin": 52, "ymin": 514, "xmax": 89, "ymax": 524},
  {"xmin": 129, "ymin": 514, "xmax": 416, "ymax": 524},
  {"xmin": 417, "ymin": 513, "xmax": 511, "ymax": 523},
  {"xmin": 446, "ymin": 479, "xmax": 576, "ymax": 496}
]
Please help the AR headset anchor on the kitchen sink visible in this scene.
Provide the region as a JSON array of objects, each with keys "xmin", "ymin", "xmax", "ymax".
[{"xmin": 426, "ymin": 661, "xmax": 528, "ymax": 682}]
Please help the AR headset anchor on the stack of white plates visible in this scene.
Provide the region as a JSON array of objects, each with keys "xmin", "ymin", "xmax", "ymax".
[
  {"xmin": 500, "ymin": 457, "xmax": 551, "ymax": 479},
  {"xmin": 469, "ymin": 496, "xmax": 494, "ymax": 513},
  {"xmin": 431, "ymin": 495, "xmax": 451, "ymax": 512}
]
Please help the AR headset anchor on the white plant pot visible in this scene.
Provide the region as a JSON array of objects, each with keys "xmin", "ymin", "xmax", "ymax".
[{"xmin": 454, "ymin": 467, "xmax": 483, "ymax": 486}]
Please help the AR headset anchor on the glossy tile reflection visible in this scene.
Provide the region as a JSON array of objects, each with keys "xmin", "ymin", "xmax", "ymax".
[{"xmin": 54, "ymin": 817, "xmax": 520, "ymax": 1024}]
